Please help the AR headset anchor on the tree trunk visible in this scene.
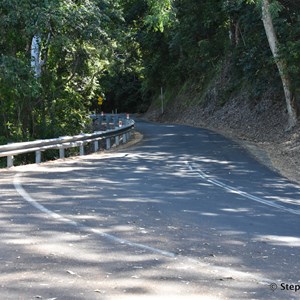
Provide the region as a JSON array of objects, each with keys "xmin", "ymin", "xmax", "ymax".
[
  {"xmin": 261, "ymin": 0, "xmax": 298, "ymax": 129},
  {"xmin": 31, "ymin": 35, "xmax": 42, "ymax": 78}
]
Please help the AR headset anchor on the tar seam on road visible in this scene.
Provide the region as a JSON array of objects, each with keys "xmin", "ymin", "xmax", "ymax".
[
  {"xmin": 186, "ymin": 161, "xmax": 300, "ymax": 216},
  {"xmin": 13, "ymin": 173, "xmax": 175, "ymax": 258}
]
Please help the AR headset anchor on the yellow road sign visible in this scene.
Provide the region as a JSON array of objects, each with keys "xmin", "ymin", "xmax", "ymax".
[{"xmin": 98, "ymin": 96, "xmax": 103, "ymax": 105}]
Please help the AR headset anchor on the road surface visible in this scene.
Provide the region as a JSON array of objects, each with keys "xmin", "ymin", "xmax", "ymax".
[{"xmin": 1, "ymin": 119, "xmax": 300, "ymax": 299}]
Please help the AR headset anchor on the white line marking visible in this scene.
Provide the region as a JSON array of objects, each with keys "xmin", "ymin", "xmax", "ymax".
[
  {"xmin": 13, "ymin": 173, "xmax": 175, "ymax": 258},
  {"xmin": 186, "ymin": 161, "xmax": 300, "ymax": 216},
  {"xmin": 13, "ymin": 171, "xmax": 276, "ymax": 285}
]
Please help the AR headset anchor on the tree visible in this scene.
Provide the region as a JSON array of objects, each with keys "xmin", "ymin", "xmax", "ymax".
[
  {"xmin": 1, "ymin": 0, "xmax": 299, "ymax": 144},
  {"xmin": 0, "ymin": 0, "xmax": 124, "ymax": 141},
  {"xmin": 144, "ymin": 0, "xmax": 175, "ymax": 32},
  {"xmin": 261, "ymin": 0, "xmax": 298, "ymax": 129}
]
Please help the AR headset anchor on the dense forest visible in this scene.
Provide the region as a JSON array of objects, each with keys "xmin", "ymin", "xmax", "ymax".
[{"xmin": 0, "ymin": 0, "xmax": 299, "ymax": 144}]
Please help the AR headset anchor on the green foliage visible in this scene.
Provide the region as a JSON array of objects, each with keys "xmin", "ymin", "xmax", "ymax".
[
  {"xmin": 144, "ymin": 0, "xmax": 175, "ymax": 32},
  {"xmin": 0, "ymin": 55, "xmax": 41, "ymax": 141},
  {"xmin": 136, "ymin": 0, "xmax": 229, "ymax": 95},
  {"xmin": 231, "ymin": 2, "xmax": 278, "ymax": 83},
  {"xmin": 0, "ymin": 0, "xmax": 300, "ymax": 148},
  {"xmin": 0, "ymin": 0, "xmax": 122, "ymax": 143},
  {"xmin": 276, "ymin": 4, "xmax": 300, "ymax": 94}
]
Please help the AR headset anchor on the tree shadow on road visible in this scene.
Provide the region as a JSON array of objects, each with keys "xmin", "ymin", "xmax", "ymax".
[{"xmin": 0, "ymin": 128, "xmax": 300, "ymax": 299}]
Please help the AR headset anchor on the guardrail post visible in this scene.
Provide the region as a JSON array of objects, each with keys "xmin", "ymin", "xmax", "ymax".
[
  {"xmin": 80, "ymin": 144, "xmax": 84, "ymax": 156},
  {"xmin": 106, "ymin": 137, "xmax": 111, "ymax": 149},
  {"xmin": 35, "ymin": 151, "xmax": 42, "ymax": 164},
  {"xmin": 115, "ymin": 135, "xmax": 119, "ymax": 146},
  {"xmin": 106, "ymin": 116, "xmax": 110, "ymax": 129},
  {"xmin": 123, "ymin": 133, "xmax": 127, "ymax": 144},
  {"xmin": 114, "ymin": 116, "xmax": 118, "ymax": 128},
  {"xmin": 59, "ymin": 148, "xmax": 65, "ymax": 159},
  {"xmin": 7, "ymin": 156, "xmax": 14, "ymax": 168},
  {"xmin": 94, "ymin": 140, "xmax": 99, "ymax": 152}
]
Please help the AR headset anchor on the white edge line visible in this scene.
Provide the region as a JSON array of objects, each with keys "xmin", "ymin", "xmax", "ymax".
[
  {"xmin": 13, "ymin": 172, "xmax": 276, "ymax": 285},
  {"xmin": 13, "ymin": 173, "xmax": 175, "ymax": 258}
]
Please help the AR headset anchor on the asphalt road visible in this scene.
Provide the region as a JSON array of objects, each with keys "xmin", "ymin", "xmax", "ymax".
[{"xmin": 1, "ymin": 119, "xmax": 300, "ymax": 300}]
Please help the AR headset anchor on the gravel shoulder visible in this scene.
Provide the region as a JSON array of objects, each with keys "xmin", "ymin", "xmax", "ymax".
[{"xmin": 205, "ymin": 126, "xmax": 300, "ymax": 185}]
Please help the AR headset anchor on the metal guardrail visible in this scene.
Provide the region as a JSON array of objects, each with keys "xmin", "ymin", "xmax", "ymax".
[
  {"xmin": 0, "ymin": 115, "xmax": 135, "ymax": 168},
  {"xmin": 90, "ymin": 113, "xmax": 130, "ymax": 130}
]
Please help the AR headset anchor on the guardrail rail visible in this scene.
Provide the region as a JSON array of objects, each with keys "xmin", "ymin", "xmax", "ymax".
[{"xmin": 0, "ymin": 115, "xmax": 135, "ymax": 168}]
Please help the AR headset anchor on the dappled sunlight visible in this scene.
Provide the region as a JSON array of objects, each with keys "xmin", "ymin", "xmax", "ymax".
[
  {"xmin": 218, "ymin": 230, "xmax": 246, "ymax": 236},
  {"xmin": 197, "ymin": 157, "xmax": 233, "ymax": 165},
  {"xmin": 1, "ymin": 120, "xmax": 300, "ymax": 299},
  {"xmin": 12, "ymin": 164, "xmax": 85, "ymax": 174},
  {"xmin": 135, "ymin": 166, "xmax": 151, "ymax": 172},
  {"xmin": 223, "ymin": 240, "xmax": 248, "ymax": 246},
  {"xmin": 0, "ymin": 179, "xmax": 293, "ymax": 298},
  {"xmin": 220, "ymin": 208, "xmax": 252, "ymax": 213},
  {"xmin": 203, "ymin": 254, "xmax": 244, "ymax": 267},
  {"xmin": 113, "ymin": 198, "xmax": 165, "ymax": 204},
  {"xmin": 0, "ymin": 207, "xmax": 268, "ymax": 299},
  {"xmin": 188, "ymin": 160, "xmax": 300, "ymax": 214},
  {"xmin": 263, "ymin": 180, "xmax": 300, "ymax": 191},
  {"xmin": 199, "ymin": 212, "xmax": 220, "ymax": 217},
  {"xmin": 264, "ymin": 195, "xmax": 300, "ymax": 206},
  {"xmin": 254, "ymin": 235, "xmax": 300, "ymax": 247},
  {"xmin": 73, "ymin": 214, "xmax": 100, "ymax": 221},
  {"xmin": 160, "ymin": 133, "xmax": 177, "ymax": 137},
  {"xmin": 165, "ymin": 190, "xmax": 200, "ymax": 196},
  {"xmin": 181, "ymin": 209, "xmax": 220, "ymax": 216}
]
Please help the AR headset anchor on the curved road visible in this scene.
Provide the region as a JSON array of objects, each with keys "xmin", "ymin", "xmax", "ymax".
[{"xmin": 1, "ymin": 119, "xmax": 300, "ymax": 299}]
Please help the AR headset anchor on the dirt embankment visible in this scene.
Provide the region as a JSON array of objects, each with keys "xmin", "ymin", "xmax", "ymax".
[{"xmin": 144, "ymin": 89, "xmax": 300, "ymax": 185}]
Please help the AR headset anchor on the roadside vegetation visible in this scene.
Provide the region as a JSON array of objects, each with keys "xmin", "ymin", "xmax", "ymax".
[{"xmin": 1, "ymin": 0, "xmax": 299, "ymax": 145}]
